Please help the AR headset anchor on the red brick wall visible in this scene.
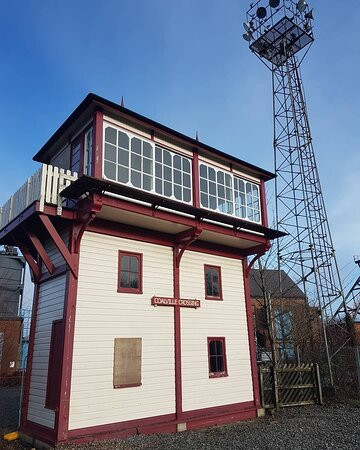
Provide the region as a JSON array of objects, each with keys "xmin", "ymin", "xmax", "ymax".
[{"xmin": 0, "ymin": 318, "xmax": 22, "ymax": 376}]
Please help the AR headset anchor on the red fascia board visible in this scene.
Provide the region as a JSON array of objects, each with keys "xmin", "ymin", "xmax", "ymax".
[
  {"xmin": 60, "ymin": 175, "xmax": 284, "ymax": 240},
  {"xmin": 33, "ymin": 93, "xmax": 275, "ymax": 181}
]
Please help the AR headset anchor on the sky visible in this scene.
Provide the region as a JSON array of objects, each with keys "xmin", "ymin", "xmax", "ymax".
[{"xmin": 0, "ymin": 0, "xmax": 359, "ymax": 305}]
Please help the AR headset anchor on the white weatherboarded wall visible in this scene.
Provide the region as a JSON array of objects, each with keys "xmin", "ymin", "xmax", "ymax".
[
  {"xmin": 180, "ymin": 251, "xmax": 253, "ymax": 411},
  {"xmin": 69, "ymin": 232, "xmax": 175, "ymax": 430},
  {"xmin": 27, "ymin": 274, "xmax": 66, "ymax": 428}
]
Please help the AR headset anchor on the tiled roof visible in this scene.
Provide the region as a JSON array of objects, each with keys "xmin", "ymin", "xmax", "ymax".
[{"xmin": 250, "ymin": 269, "xmax": 306, "ymax": 299}]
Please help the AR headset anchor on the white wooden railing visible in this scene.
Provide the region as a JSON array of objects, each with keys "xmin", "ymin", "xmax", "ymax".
[{"xmin": 0, "ymin": 164, "xmax": 78, "ymax": 229}]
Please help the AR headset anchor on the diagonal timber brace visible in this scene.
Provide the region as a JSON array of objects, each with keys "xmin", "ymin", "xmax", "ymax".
[
  {"xmin": 174, "ymin": 225, "xmax": 202, "ymax": 267},
  {"xmin": 12, "ymin": 236, "xmax": 41, "ymax": 283},
  {"xmin": 245, "ymin": 243, "xmax": 271, "ymax": 278}
]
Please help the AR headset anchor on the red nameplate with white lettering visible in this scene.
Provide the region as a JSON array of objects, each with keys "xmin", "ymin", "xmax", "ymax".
[{"xmin": 151, "ymin": 296, "xmax": 200, "ymax": 308}]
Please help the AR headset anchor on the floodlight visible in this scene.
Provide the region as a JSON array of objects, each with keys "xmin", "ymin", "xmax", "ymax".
[
  {"xmin": 243, "ymin": 22, "xmax": 252, "ymax": 32},
  {"xmin": 242, "ymin": 32, "xmax": 252, "ymax": 42},
  {"xmin": 269, "ymin": 0, "xmax": 280, "ymax": 8},
  {"xmin": 305, "ymin": 9, "xmax": 314, "ymax": 20},
  {"xmin": 297, "ymin": 0, "xmax": 307, "ymax": 13},
  {"xmin": 304, "ymin": 22, "xmax": 312, "ymax": 33},
  {"xmin": 256, "ymin": 7, "xmax": 267, "ymax": 19}
]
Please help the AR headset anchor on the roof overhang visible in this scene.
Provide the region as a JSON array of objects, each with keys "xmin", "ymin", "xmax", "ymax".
[
  {"xmin": 33, "ymin": 93, "xmax": 275, "ymax": 181},
  {"xmin": 61, "ymin": 175, "xmax": 285, "ymax": 242}
]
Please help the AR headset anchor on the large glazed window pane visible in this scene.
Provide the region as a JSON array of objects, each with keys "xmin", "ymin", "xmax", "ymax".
[
  {"xmin": 143, "ymin": 174, "xmax": 152, "ymax": 191},
  {"xmin": 104, "ymin": 161, "xmax": 116, "ymax": 180},
  {"xmin": 103, "ymin": 125, "xmax": 192, "ymax": 204},
  {"xmin": 118, "ymin": 131, "xmax": 129, "ymax": 149},
  {"xmin": 131, "ymin": 170, "xmax": 141, "ymax": 188},
  {"xmin": 118, "ymin": 149, "xmax": 129, "ymax": 167},
  {"xmin": 105, "ymin": 126, "xmax": 117, "ymax": 145},
  {"xmin": 131, "ymin": 154, "xmax": 141, "ymax": 171},
  {"xmin": 143, "ymin": 141, "xmax": 152, "ymax": 158},
  {"xmin": 118, "ymin": 166, "xmax": 129, "ymax": 183},
  {"xmin": 105, "ymin": 143, "xmax": 117, "ymax": 163},
  {"xmin": 131, "ymin": 137, "xmax": 141, "ymax": 154}
]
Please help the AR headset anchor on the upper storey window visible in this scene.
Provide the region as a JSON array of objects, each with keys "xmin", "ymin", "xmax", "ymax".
[
  {"xmin": 199, "ymin": 162, "xmax": 261, "ymax": 223},
  {"xmin": 103, "ymin": 124, "xmax": 192, "ymax": 204}
]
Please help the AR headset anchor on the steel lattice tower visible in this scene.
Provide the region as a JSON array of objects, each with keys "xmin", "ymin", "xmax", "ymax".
[{"xmin": 243, "ymin": 0, "xmax": 351, "ymax": 386}]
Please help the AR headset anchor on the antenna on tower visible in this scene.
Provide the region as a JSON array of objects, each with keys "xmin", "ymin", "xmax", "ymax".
[{"xmin": 243, "ymin": 0, "xmax": 351, "ymax": 388}]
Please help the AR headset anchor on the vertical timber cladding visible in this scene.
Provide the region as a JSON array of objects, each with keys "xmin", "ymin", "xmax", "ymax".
[
  {"xmin": 27, "ymin": 274, "xmax": 66, "ymax": 428},
  {"xmin": 180, "ymin": 251, "xmax": 254, "ymax": 411},
  {"xmin": 69, "ymin": 232, "xmax": 175, "ymax": 430}
]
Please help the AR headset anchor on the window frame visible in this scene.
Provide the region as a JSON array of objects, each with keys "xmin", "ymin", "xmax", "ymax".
[
  {"xmin": 204, "ymin": 264, "xmax": 223, "ymax": 300},
  {"xmin": 207, "ymin": 337, "xmax": 228, "ymax": 378},
  {"xmin": 102, "ymin": 122, "xmax": 193, "ymax": 205},
  {"xmin": 199, "ymin": 161, "xmax": 262, "ymax": 224},
  {"xmin": 117, "ymin": 250, "xmax": 143, "ymax": 294}
]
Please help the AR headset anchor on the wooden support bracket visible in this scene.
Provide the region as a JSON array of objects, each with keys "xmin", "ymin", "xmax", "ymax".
[
  {"xmin": 24, "ymin": 227, "xmax": 55, "ymax": 275},
  {"xmin": 38, "ymin": 214, "xmax": 77, "ymax": 278},
  {"xmin": 174, "ymin": 225, "xmax": 202, "ymax": 267},
  {"xmin": 12, "ymin": 236, "xmax": 41, "ymax": 283}
]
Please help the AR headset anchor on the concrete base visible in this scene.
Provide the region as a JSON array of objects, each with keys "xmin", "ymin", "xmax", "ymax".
[
  {"xmin": 257, "ymin": 408, "xmax": 266, "ymax": 418},
  {"xmin": 177, "ymin": 422, "xmax": 187, "ymax": 432}
]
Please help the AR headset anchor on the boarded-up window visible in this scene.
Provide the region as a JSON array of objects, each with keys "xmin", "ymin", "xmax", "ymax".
[{"xmin": 113, "ymin": 338, "xmax": 142, "ymax": 388}]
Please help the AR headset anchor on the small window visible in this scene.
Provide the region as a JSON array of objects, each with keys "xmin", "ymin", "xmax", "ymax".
[
  {"xmin": 204, "ymin": 265, "xmax": 222, "ymax": 300},
  {"xmin": 207, "ymin": 337, "xmax": 228, "ymax": 378},
  {"xmin": 118, "ymin": 251, "xmax": 142, "ymax": 294},
  {"xmin": 114, "ymin": 338, "xmax": 142, "ymax": 388}
]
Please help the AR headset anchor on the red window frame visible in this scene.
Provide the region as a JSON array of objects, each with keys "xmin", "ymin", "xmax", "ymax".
[
  {"xmin": 204, "ymin": 264, "xmax": 223, "ymax": 300},
  {"xmin": 45, "ymin": 319, "xmax": 64, "ymax": 410},
  {"xmin": 118, "ymin": 250, "xmax": 143, "ymax": 294},
  {"xmin": 207, "ymin": 337, "xmax": 228, "ymax": 378}
]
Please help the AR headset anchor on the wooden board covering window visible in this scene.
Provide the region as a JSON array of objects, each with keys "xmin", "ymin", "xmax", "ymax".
[{"xmin": 113, "ymin": 338, "xmax": 142, "ymax": 388}]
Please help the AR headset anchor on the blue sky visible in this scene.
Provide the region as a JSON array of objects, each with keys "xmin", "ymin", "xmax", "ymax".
[{"xmin": 0, "ymin": 0, "xmax": 359, "ymax": 303}]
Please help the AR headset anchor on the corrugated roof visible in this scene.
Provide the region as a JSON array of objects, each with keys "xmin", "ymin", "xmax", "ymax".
[{"xmin": 250, "ymin": 269, "xmax": 306, "ymax": 299}]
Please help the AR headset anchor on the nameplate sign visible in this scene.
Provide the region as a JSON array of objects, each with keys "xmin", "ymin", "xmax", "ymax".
[{"xmin": 151, "ymin": 296, "xmax": 200, "ymax": 309}]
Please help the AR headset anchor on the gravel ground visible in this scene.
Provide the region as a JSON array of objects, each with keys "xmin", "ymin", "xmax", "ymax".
[{"xmin": 1, "ymin": 387, "xmax": 360, "ymax": 450}]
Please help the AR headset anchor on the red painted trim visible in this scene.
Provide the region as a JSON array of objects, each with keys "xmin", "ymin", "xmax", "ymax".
[
  {"xmin": 38, "ymin": 215, "xmax": 77, "ymax": 277},
  {"xmin": 25, "ymin": 228, "xmax": 55, "ymax": 274},
  {"xmin": 66, "ymin": 401, "xmax": 256, "ymax": 444},
  {"xmin": 204, "ymin": 264, "xmax": 223, "ymax": 300},
  {"xmin": 182, "ymin": 400, "xmax": 255, "ymax": 420},
  {"xmin": 192, "ymin": 148, "xmax": 200, "ymax": 208},
  {"xmin": 56, "ymin": 267, "xmax": 77, "ymax": 442},
  {"xmin": 68, "ymin": 413, "xmax": 176, "ymax": 440},
  {"xmin": 260, "ymin": 180, "xmax": 268, "ymax": 228},
  {"xmin": 99, "ymin": 195, "xmax": 268, "ymax": 246},
  {"xmin": 243, "ymin": 258, "xmax": 261, "ymax": 407},
  {"xmin": 13, "ymin": 238, "xmax": 40, "ymax": 283},
  {"xmin": 117, "ymin": 250, "xmax": 143, "ymax": 294},
  {"xmin": 0, "ymin": 203, "xmax": 37, "ymax": 242},
  {"xmin": 207, "ymin": 337, "xmax": 228, "ymax": 378},
  {"xmin": 56, "ymin": 221, "xmax": 82, "ymax": 442},
  {"xmin": 87, "ymin": 219, "xmax": 246, "ymax": 259},
  {"xmin": 45, "ymin": 319, "xmax": 65, "ymax": 410},
  {"xmin": 186, "ymin": 408, "xmax": 256, "ymax": 431},
  {"xmin": 173, "ymin": 247, "xmax": 183, "ymax": 420},
  {"xmin": 93, "ymin": 110, "xmax": 103, "ymax": 179},
  {"xmin": 21, "ymin": 420, "xmax": 56, "ymax": 445},
  {"xmin": 20, "ymin": 284, "xmax": 40, "ymax": 429}
]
